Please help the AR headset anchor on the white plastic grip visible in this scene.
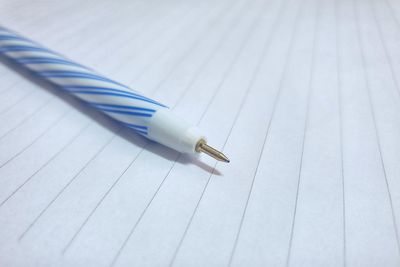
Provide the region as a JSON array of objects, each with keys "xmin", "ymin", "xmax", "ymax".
[{"xmin": 148, "ymin": 109, "xmax": 204, "ymax": 153}]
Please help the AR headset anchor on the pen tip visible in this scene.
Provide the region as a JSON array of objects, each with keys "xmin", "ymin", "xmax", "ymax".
[{"xmin": 195, "ymin": 140, "xmax": 230, "ymax": 163}]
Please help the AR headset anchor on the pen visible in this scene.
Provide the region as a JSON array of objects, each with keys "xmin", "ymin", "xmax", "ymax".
[{"xmin": 0, "ymin": 26, "xmax": 229, "ymax": 163}]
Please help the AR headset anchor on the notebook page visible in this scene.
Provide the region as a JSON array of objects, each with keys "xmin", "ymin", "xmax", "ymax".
[{"xmin": 0, "ymin": 0, "xmax": 400, "ymax": 266}]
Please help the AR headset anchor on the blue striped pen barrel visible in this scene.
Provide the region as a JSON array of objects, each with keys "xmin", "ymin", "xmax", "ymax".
[{"xmin": 0, "ymin": 26, "xmax": 229, "ymax": 162}]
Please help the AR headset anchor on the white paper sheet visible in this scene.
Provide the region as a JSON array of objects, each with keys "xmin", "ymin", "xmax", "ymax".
[{"xmin": 0, "ymin": 0, "xmax": 400, "ymax": 266}]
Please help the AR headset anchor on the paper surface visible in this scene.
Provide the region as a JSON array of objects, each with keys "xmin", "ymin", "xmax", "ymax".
[{"xmin": 0, "ymin": 0, "xmax": 400, "ymax": 266}]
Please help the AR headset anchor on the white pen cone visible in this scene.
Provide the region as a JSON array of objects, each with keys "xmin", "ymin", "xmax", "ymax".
[{"xmin": 148, "ymin": 109, "xmax": 204, "ymax": 153}]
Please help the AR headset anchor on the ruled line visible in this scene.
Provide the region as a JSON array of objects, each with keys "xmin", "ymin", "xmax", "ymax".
[
  {"xmin": 47, "ymin": 1, "xmax": 130, "ymax": 49},
  {"xmin": 369, "ymin": 0, "xmax": 400, "ymax": 102},
  {"xmin": 0, "ymin": 88, "xmax": 49, "ymax": 118},
  {"xmin": 0, "ymin": 96, "xmax": 55, "ymax": 139},
  {"xmin": 353, "ymin": 0, "xmax": 400, "ymax": 255},
  {"xmin": 61, "ymin": 135, "xmax": 147, "ymax": 254},
  {"xmin": 285, "ymin": 0, "xmax": 320, "ymax": 266},
  {"xmin": 110, "ymin": 0, "xmax": 201, "ymax": 74},
  {"xmin": 18, "ymin": 132, "xmax": 118, "ymax": 241},
  {"xmin": 0, "ymin": 88, "xmax": 38, "ymax": 116},
  {"xmin": 335, "ymin": 0, "xmax": 347, "ymax": 265},
  {"xmin": 108, "ymin": 157, "xmax": 179, "ymax": 267},
  {"xmin": 384, "ymin": 0, "xmax": 400, "ymax": 31},
  {"xmin": 5, "ymin": 0, "xmax": 79, "ymax": 33},
  {"xmin": 64, "ymin": 0, "xmax": 144, "ymax": 60},
  {"xmin": 59, "ymin": 0, "xmax": 191, "ymax": 79},
  {"xmin": 0, "ymin": 108, "xmax": 72, "ymax": 169},
  {"xmin": 196, "ymin": 0, "xmax": 267, "ymax": 123},
  {"xmin": 0, "ymin": 120, "xmax": 92, "ymax": 207},
  {"xmin": 146, "ymin": 0, "xmax": 237, "ymax": 96},
  {"xmin": 5, "ymin": 0, "xmax": 87, "ymax": 48},
  {"xmin": 89, "ymin": 0, "xmax": 174, "ymax": 70},
  {"xmin": 171, "ymin": 0, "xmax": 249, "ymax": 108},
  {"xmin": 171, "ymin": 2, "xmax": 247, "ymax": 100},
  {"xmin": 0, "ymin": 78, "xmax": 23, "ymax": 95}
]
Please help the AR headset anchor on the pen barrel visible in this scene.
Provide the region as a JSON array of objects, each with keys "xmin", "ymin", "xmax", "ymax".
[{"xmin": 0, "ymin": 26, "xmax": 203, "ymax": 153}]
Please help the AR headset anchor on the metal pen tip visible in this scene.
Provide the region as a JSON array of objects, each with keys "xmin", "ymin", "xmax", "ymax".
[{"xmin": 195, "ymin": 140, "xmax": 230, "ymax": 163}]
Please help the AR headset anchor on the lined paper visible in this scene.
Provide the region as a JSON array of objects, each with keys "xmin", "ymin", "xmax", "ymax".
[{"xmin": 0, "ymin": 0, "xmax": 400, "ymax": 266}]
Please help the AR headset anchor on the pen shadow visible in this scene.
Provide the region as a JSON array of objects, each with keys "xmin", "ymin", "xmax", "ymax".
[
  {"xmin": 179, "ymin": 154, "xmax": 222, "ymax": 176},
  {"xmin": 0, "ymin": 56, "xmax": 220, "ymax": 174}
]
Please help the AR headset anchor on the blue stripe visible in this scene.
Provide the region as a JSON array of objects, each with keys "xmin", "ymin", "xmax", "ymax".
[
  {"xmin": 0, "ymin": 45, "xmax": 54, "ymax": 53},
  {"xmin": 122, "ymin": 126, "xmax": 148, "ymax": 135},
  {"xmin": 88, "ymin": 102, "xmax": 155, "ymax": 113},
  {"xmin": 38, "ymin": 70, "xmax": 128, "ymax": 89},
  {"xmin": 119, "ymin": 122, "xmax": 148, "ymax": 130},
  {"xmin": 120, "ymin": 123, "xmax": 148, "ymax": 135},
  {"xmin": 0, "ymin": 35, "xmax": 27, "ymax": 41},
  {"xmin": 67, "ymin": 88, "xmax": 159, "ymax": 105},
  {"xmin": 62, "ymin": 85, "xmax": 164, "ymax": 107},
  {"xmin": 16, "ymin": 57, "xmax": 85, "ymax": 68},
  {"xmin": 64, "ymin": 90, "xmax": 166, "ymax": 107},
  {"xmin": 64, "ymin": 85, "xmax": 139, "ymax": 96},
  {"xmin": 0, "ymin": 27, "xmax": 14, "ymax": 33},
  {"xmin": 129, "ymin": 128, "xmax": 148, "ymax": 135},
  {"xmin": 96, "ymin": 107, "xmax": 153, "ymax": 117},
  {"xmin": 131, "ymin": 128, "xmax": 148, "ymax": 135}
]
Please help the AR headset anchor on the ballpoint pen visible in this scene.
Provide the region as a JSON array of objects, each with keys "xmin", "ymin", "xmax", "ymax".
[{"xmin": 0, "ymin": 26, "xmax": 229, "ymax": 163}]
